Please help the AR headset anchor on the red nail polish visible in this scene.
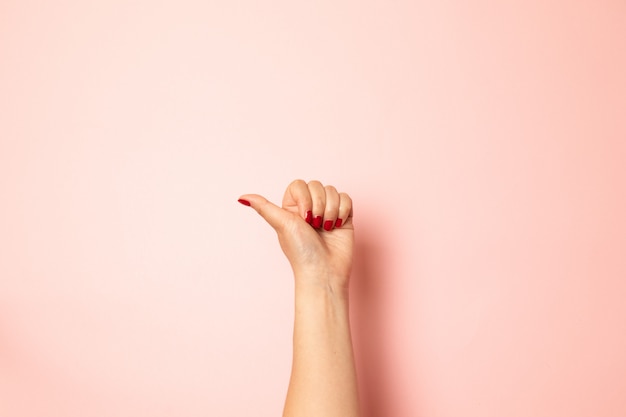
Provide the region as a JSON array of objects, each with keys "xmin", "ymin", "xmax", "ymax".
[
  {"xmin": 335, "ymin": 218, "xmax": 343, "ymax": 228},
  {"xmin": 324, "ymin": 220, "xmax": 333, "ymax": 231},
  {"xmin": 238, "ymin": 199, "xmax": 251, "ymax": 206},
  {"xmin": 312, "ymin": 216, "xmax": 322, "ymax": 228},
  {"xmin": 306, "ymin": 210, "xmax": 313, "ymax": 224}
]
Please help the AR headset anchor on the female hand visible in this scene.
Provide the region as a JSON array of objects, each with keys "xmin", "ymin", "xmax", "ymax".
[{"xmin": 238, "ymin": 179, "xmax": 354, "ymax": 291}]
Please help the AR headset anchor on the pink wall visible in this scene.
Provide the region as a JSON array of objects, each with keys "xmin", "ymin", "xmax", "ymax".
[{"xmin": 1, "ymin": 1, "xmax": 625, "ymax": 416}]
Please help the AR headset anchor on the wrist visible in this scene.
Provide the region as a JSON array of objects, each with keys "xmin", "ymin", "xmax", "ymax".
[{"xmin": 294, "ymin": 272, "xmax": 351, "ymax": 300}]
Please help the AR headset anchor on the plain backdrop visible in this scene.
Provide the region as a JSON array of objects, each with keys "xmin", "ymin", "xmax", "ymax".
[{"xmin": 1, "ymin": 1, "xmax": 625, "ymax": 416}]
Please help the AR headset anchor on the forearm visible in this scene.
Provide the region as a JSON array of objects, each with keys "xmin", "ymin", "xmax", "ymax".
[{"xmin": 283, "ymin": 277, "xmax": 359, "ymax": 417}]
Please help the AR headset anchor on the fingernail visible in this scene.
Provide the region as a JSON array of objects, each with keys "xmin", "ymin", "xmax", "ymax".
[
  {"xmin": 306, "ymin": 210, "xmax": 313, "ymax": 224},
  {"xmin": 312, "ymin": 216, "xmax": 322, "ymax": 228},
  {"xmin": 238, "ymin": 199, "xmax": 251, "ymax": 206},
  {"xmin": 324, "ymin": 220, "xmax": 333, "ymax": 231},
  {"xmin": 335, "ymin": 218, "xmax": 343, "ymax": 228}
]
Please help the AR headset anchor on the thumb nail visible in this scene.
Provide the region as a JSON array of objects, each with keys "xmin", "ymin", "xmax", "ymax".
[{"xmin": 238, "ymin": 199, "xmax": 251, "ymax": 206}]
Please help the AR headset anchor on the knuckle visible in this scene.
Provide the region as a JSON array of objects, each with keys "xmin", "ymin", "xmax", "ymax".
[
  {"xmin": 256, "ymin": 201, "xmax": 268, "ymax": 216},
  {"xmin": 290, "ymin": 179, "xmax": 307, "ymax": 188},
  {"xmin": 312, "ymin": 196, "xmax": 325, "ymax": 208},
  {"xmin": 325, "ymin": 207, "xmax": 339, "ymax": 217}
]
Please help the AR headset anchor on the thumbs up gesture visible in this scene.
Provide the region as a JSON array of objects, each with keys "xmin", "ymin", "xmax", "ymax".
[{"xmin": 238, "ymin": 179, "xmax": 354, "ymax": 292}]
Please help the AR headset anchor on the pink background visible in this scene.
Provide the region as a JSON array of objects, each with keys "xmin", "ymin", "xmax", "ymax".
[{"xmin": 1, "ymin": 1, "xmax": 625, "ymax": 416}]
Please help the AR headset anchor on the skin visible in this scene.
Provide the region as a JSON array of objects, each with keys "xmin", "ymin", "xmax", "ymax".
[{"xmin": 239, "ymin": 179, "xmax": 359, "ymax": 417}]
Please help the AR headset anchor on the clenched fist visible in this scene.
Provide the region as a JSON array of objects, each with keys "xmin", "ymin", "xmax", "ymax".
[{"xmin": 238, "ymin": 179, "xmax": 354, "ymax": 291}]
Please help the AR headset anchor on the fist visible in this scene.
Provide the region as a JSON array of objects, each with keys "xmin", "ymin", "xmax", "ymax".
[{"xmin": 238, "ymin": 179, "xmax": 354, "ymax": 290}]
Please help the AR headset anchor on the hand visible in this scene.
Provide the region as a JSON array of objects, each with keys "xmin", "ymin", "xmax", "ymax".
[{"xmin": 238, "ymin": 179, "xmax": 354, "ymax": 291}]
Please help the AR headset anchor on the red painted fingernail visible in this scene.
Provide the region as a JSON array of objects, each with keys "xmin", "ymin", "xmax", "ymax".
[
  {"xmin": 306, "ymin": 210, "xmax": 313, "ymax": 224},
  {"xmin": 324, "ymin": 220, "xmax": 333, "ymax": 231},
  {"xmin": 238, "ymin": 199, "xmax": 251, "ymax": 206},
  {"xmin": 312, "ymin": 216, "xmax": 322, "ymax": 228},
  {"xmin": 335, "ymin": 218, "xmax": 343, "ymax": 228}
]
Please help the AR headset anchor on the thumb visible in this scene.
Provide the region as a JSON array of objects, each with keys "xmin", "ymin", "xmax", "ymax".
[{"xmin": 238, "ymin": 194, "xmax": 286, "ymax": 231}]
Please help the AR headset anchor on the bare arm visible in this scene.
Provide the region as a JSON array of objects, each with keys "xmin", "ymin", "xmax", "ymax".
[
  {"xmin": 284, "ymin": 277, "xmax": 359, "ymax": 417},
  {"xmin": 239, "ymin": 179, "xmax": 359, "ymax": 417}
]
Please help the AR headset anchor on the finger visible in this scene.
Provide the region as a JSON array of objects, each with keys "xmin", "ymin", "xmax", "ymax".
[
  {"xmin": 322, "ymin": 185, "xmax": 340, "ymax": 231},
  {"xmin": 238, "ymin": 194, "xmax": 286, "ymax": 232},
  {"xmin": 307, "ymin": 180, "xmax": 326, "ymax": 229},
  {"xmin": 335, "ymin": 192, "xmax": 353, "ymax": 228},
  {"xmin": 283, "ymin": 179, "xmax": 313, "ymax": 224}
]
